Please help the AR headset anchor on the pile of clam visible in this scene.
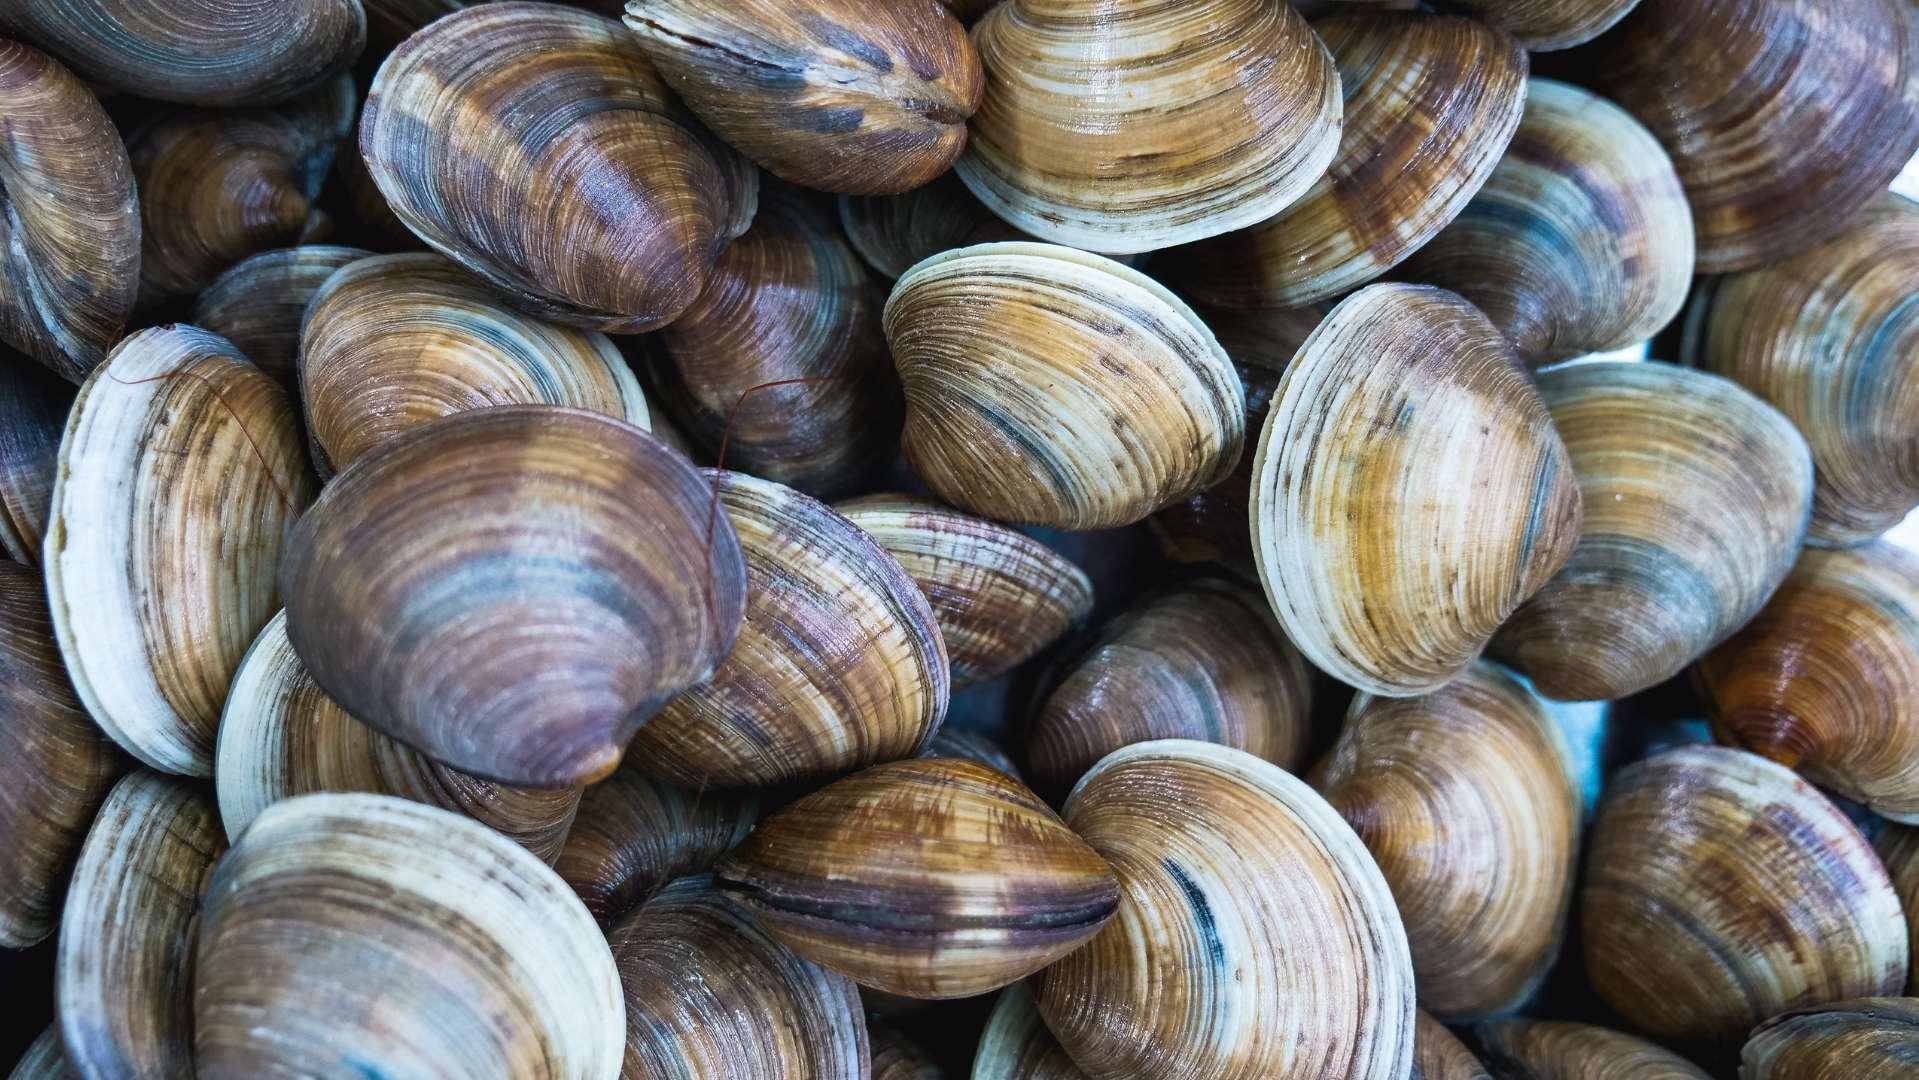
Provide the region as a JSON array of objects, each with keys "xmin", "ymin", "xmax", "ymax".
[{"xmin": 7, "ymin": 0, "xmax": 1919, "ymax": 1076}]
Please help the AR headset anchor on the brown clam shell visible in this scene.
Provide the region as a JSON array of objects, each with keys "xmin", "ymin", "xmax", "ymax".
[
  {"xmin": 870, "ymin": 1023, "xmax": 942, "ymax": 1080},
  {"xmin": 1415, "ymin": 1012, "xmax": 1490, "ymax": 1080},
  {"xmin": 838, "ymin": 174, "xmax": 1035, "ymax": 280},
  {"xmin": 554, "ymin": 765, "xmax": 758, "ymax": 927},
  {"xmin": 1474, "ymin": 1019, "xmax": 1712, "ymax": 1079},
  {"xmin": 0, "ymin": 359, "xmax": 74, "ymax": 567},
  {"xmin": 188, "ymin": 245, "xmax": 370, "ymax": 397},
  {"xmin": 1878, "ymin": 825, "xmax": 1919, "ymax": 995},
  {"xmin": 1441, "ymin": 0, "xmax": 1641, "ymax": 51},
  {"xmin": 1740, "ymin": 998, "xmax": 1919, "ymax": 1080},
  {"xmin": 973, "ymin": 982, "xmax": 1088, "ymax": 1080}
]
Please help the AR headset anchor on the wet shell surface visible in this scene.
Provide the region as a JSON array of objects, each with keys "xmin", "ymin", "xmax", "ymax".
[
  {"xmin": 1580, "ymin": 746, "xmax": 1908, "ymax": 1042},
  {"xmin": 0, "ymin": 360, "xmax": 75, "ymax": 567},
  {"xmin": 1413, "ymin": 1012, "xmax": 1489, "ymax": 1080},
  {"xmin": 193, "ymin": 792, "xmax": 623, "ymax": 1079},
  {"xmin": 1249, "ymin": 283, "xmax": 1581, "ymax": 697},
  {"xmin": 555, "ymin": 764, "xmax": 758, "ymax": 926},
  {"xmin": 1490, "ymin": 361, "xmax": 1812, "ymax": 702},
  {"xmin": 280, "ymin": 406, "xmax": 745, "ymax": 789},
  {"xmin": 188, "ymin": 245, "xmax": 370, "ymax": 397},
  {"xmin": 1740, "ymin": 998, "xmax": 1919, "ymax": 1080},
  {"xmin": 46, "ymin": 325, "xmax": 314, "ymax": 777},
  {"xmin": 838, "ymin": 174, "xmax": 1033, "ymax": 280},
  {"xmin": 1441, "ymin": 0, "xmax": 1641, "ymax": 51},
  {"xmin": 973, "ymin": 982, "xmax": 1089, "ymax": 1080},
  {"xmin": 1031, "ymin": 740, "xmax": 1417, "ymax": 1080},
  {"xmin": 884, "ymin": 243, "xmax": 1244, "ymax": 529},
  {"xmin": 1474, "ymin": 1019, "xmax": 1712, "ymax": 1079}
]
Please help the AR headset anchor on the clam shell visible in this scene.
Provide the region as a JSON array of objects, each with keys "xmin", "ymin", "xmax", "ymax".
[
  {"xmin": 1474, "ymin": 1019, "xmax": 1712, "ymax": 1079},
  {"xmin": 0, "ymin": 42, "xmax": 139, "ymax": 382},
  {"xmin": 922, "ymin": 728, "xmax": 1023, "ymax": 780},
  {"xmin": 10, "ymin": 1026, "xmax": 74, "ymax": 1079},
  {"xmin": 871, "ymin": 1023, "xmax": 941, "ymax": 1080},
  {"xmin": 1414, "ymin": 1012, "xmax": 1489, "ymax": 1080},
  {"xmin": 280, "ymin": 406, "xmax": 745, "ymax": 789},
  {"xmin": 884, "ymin": 243, "xmax": 1244, "ymax": 529},
  {"xmin": 715, "ymin": 757, "xmax": 1119, "ymax": 999},
  {"xmin": 46, "ymin": 325, "xmax": 314, "ymax": 777},
  {"xmin": 1490, "ymin": 360, "xmax": 1812, "ymax": 702},
  {"xmin": 0, "ymin": 359, "xmax": 75, "ymax": 567},
  {"xmin": 1159, "ymin": 13, "xmax": 1527, "ymax": 309},
  {"xmin": 1031, "ymin": 740, "xmax": 1417, "ymax": 1080},
  {"xmin": 628, "ymin": 471, "xmax": 947, "ymax": 790},
  {"xmin": 193, "ymin": 792, "xmax": 623, "ymax": 1078},
  {"xmin": 1249, "ymin": 283, "xmax": 1581, "ymax": 697},
  {"xmin": 554, "ymin": 764, "xmax": 758, "ymax": 926},
  {"xmin": 1399, "ymin": 78, "xmax": 1694, "ymax": 366},
  {"xmin": 1580, "ymin": 746, "xmax": 1908, "ymax": 1042},
  {"xmin": 58, "ymin": 772, "xmax": 225, "ymax": 1080},
  {"xmin": 1878, "ymin": 825, "xmax": 1919, "ymax": 994},
  {"xmin": 1441, "ymin": 0, "xmax": 1640, "ymax": 50},
  {"xmin": 957, "ymin": 0, "xmax": 1341, "ymax": 252},
  {"xmin": 298, "ymin": 251, "xmax": 652, "ymax": 477},
  {"xmin": 1741, "ymin": 999, "xmax": 1919, "ymax": 1080},
  {"xmin": 839, "ymin": 174, "xmax": 1034, "ymax": 280},
  {"xmin": 188, "ymin": 245, "xmax": 370, "ymax": 398},
  {"xmin": 973, "ymin": 982, "xmax": 1088, "ymax": 1080},
  {"xmin": 836, "ymin": 493, "xmax": 1091, "ymax": 690}
]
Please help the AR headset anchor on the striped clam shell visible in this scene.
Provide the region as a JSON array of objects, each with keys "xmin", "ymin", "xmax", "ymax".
[
  {"xmin": 1741, "ymin": 999, "xmax": 1919, "ymax": 1080},
  {"xmin": 555, "ymin": 764, "xmax": 758, "ymax": 927},
  {"xmin": 1439, "ymin": 0, "xmax": 1641, "ymax": 51},
  {"xmin": 1474, "ymin": 1019, "xmax": 1711, "ymax": 1079},
  {"xmin": 1878, "ymin": 826, "xmax": 1919, "ymax": 994},
  {"xmin": 0, "ymin": 359, "xmax": 74, "ymax": 567},
  {"xmin": 1413, "ymin": 1012, "xmax": 1489, "ymax": 1080},
  {"xmin": 973, "ymin": 982, "xmax": 1088, "ymax": 1080},
  {"xmin": 189, "ymin": 245, "xmax": 371, "ymax": 398},
  {"xmin": 869, "ymin": 1024, "xmax": 941, "ymax": 1080}
]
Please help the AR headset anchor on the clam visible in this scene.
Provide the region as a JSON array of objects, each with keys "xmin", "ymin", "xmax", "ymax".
[
  {"xmin": 188, "ymin": 245, "xmax": 370, "ymax": 398},
  {"xmin": 1316, "ymin": 660, "xmax": 1579, "ymax": 1020},
  {"xmin": 622, "ymin": 0, "xmax": 982, "ymax": 195},
  {"xmin": 1474, "ymin": 1019, "xmax": 1712, "ymax": 1079},
  {"xmin": 871, "ymin": 1023, "xmax": 941, "ymax": 1080},
  {"xmin": 0, "ymin": 41, "xmax": 139, "ymax": 383},
  {"xmin": 1249, "ymin": 283, "xmax": 1581, "ymax": 697},
  {"xmin": 646, "ymin": 187, "xmax": 898, "ymax": 499},
  {"xmin": 299, "ymin": 252, "xmax": 652, "ymax": 477},
  {"xmin": 921, "ymin": 728, "xmax": 1023, "ymax": 780},
  {"xmin": 193, "ymin": 792, "xmax": 623, "ymax": 1078},
  {"xmin": 1439, "ymin": 0, "xmax": 1641, "ymax": 51},
  {"xmin": 0, "ymin": 360, "xmax": 75, "ymax": 567},
  {"xmin": 1741, "ymin": 999, "xmax": 1919, "ymax": 1080},
  {"xmin": 1398, "ymin": 78, "xmax": 1694, "ymax": 367},
  {"xmin": 1415, "ymin": 1012, "xmax": 1490, "ymax": 1080},
  {"xmin": 1031, "ymin": 740, "xmax": 1417, "ymax": 1080},
  {"xmin": 839, "ymin": 175, "xmax": 1033, "ymax": 280},
  {"xmin": 1582, "ymin": 0, "xmax": 1919, "ymax": 272},
  {"xmin": 46, "ymin": 325, "xmax": 315, "ymax": 777},
  {"xmin": 129, "ymin": 76, "xmax": 357, "ymax": 303},
  {"xmin": 1028, "ymin": 577, "xmax": 1312, "ymax": 793},
  {"xmin": 216, "ymin": 611, "xmax": 582, "ymax": 863},
  {"xmin": 554, "ymin": 764, "xmax": 758, "ymax": 926},
  {"xmin": 973, "ymin": 982, "xmax": 1088, "ymax": 1080},
  {"xmin": 1489, "ymin": 361, "xmax": 1812, "ymax": 702},
  {"xmin": 1681, "ymin": 194, "xmax": 1919, "ymax": 546},
  {"xmin": 1878, "ymin": 825, "xmax": 1919, "ymax": 994},
  {"xmin": 609, "ymin": 875, "xmax": 868, "ymax": 1079},
  {"xmin": 58, "ymin": 772, "xmax": 225, "ymax": 1079},
  {"xmin": 836, "ymin": 493, "xmax": 1092, "ymax": 689},
  {"xmin": 1580, "ymin": 746, "xmax": 1908, "ymax": 1042},
  {"xmin": 10, "ymin": 1027, "xmax": 72, "ymax": 1079},
  {"xmin": 884, "ymin": 243, "xmax": 1244, "ymax": 529},
  {"xmin": 1158, "ymin": 13, "xmax": 1527, "ymax": 309},
  {"xmin": 280, "ymin": 406, "xmax": 746, "ymax": 789},
  {"xmin": 957, "ymin": 0, "xmax": 1341, "ymax": 252},
  {"xmin": 714, "ymin": 757, "xmax": 1119, "ymax": 999},
  {"xmin": 0, "ymin": 560, "xmax": 126, "ymax": 948},
  {"xmin": 626, "ymin": 471, "xmax": 947, "ymax": 790},
  {"xmin": 360, "ymin": 2, "xmax": 759, "ymax": 332}
]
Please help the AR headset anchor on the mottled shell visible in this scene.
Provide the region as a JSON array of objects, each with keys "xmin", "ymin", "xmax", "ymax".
[
  {"xmin": 281, "ymin": 407, "xmax": 745, "ymax": 789},
  {"xmin": 1414, "ymin": 1012, "xmax": 1489, "ymax": 1080},
  {"xmin": 193, "ymin": 793, "xmax": 623, "ymax": 1079},
  {"xmin": 610, "ymin": 875, "xmax": 869, "ymax": 1080},
  {"xmin": 1682, "ymin": 195, "xmax": 1919, "ymax": 546},
  {"xmin": 129, "ymin": 77, "xmax": 356, "ymax": 303},
  {"xmin": 1474, "ymin": 1020, "xmax": 1712, "ymax": 1079},
  {"xmin": 189, "ymin": 245, "xmax": 370, "ymax": 397},
  {"xmin": 10, "ymin": 1026, "xmax": 73, "ymax": 1080},
  {"xmin": 1399, "ymin": 78, "xmax": 1694, "ymax": 366},
  {"xmin": 973, "ymin": 982, "xmax": 1089, "ymax": 1080},
  {"xmin": 1879, "ymin": 826, "xmax": 1919, "ymax": 994},
  {"xmin": 0, "ymin": 561, "xmax": 125, "ymax": 948},
  {"xmin": 1032, "ymin": 740, "xmax": 1417, "ymax": 1080},
  {"xmin": 58, "ymin": 772, "xmax": 225, "ymax": 1079},
  {"xmin": 839, "ymin": 174, "xmax": 1033, "ymax": 279},
  {"xmin": 647, "ymin": 188, "xmax": 898, "ymax": 499},
  {"xmin": 1316, "ymin": 660, "xmax": 1579, "ymax": 1020},
  {"xmin": 1583, "ymin": 0, "xmax": 1919, "ymax": 272},
  {"xmin": 1441, "ymin": 0, "xmax": 1640, "ymax": 51},
  {"xmin": 0, "ymin": 360, "xmax": 74, "ymax": 566},
  {"xmin": 299, "ymin": 252, "xmax": 652, "ymax": 476},
  {"xmin": 1159, "ymin": 13, "xmax": 1526, "ymax": 309},
  {"xmin": 46, "ymin": 326, "xmax": 314, "ymax": 776},
  {"xmin": 715, "ymin": 758, "xmax": 1119, "ymax": 999},
  {"xmin": 628, "ymin": 471, "xmax": 947, "ymax": 789},
  {"xmin": 622, "ymin": 0, "xmax": 982, "ymax": 194},
  {"xmin": 958, "ymin": 0, "xmax": 1341, "ymax": 252},
  {"xmin": 1029, "ymin": 577, "xmax": 1312, "ymax": 793},
  {"xmin": 837, "ymin": 493, "xmax": 1091, "ymax": 689},
  {"xmin": 360, "ymin": 2, "xmax": 758, "ymax": 332},
  {"xmin": 555, "ymin": 765, "xmax": 758, "ymax": 926},
  {"xmin": 1741, "ymin": 998, "xmax": 1919, "ymax": 1080},
  {"xmin": 1490, "ymin": 361, "xmax": 1812, "ymax": 701},
  {"xmin": 884, "ymin": 243, "xmax": 1244, "ymax": 529},
  {"xmin": 1250, "ymin": 283, "xmax": 1581, "ymax": 697},
  {"xmin": 0, "ymin": 42, "xmax": 139, "ymax": 382},
  {"xmin": 923, "ymin": 728, "xmax": 1023, "ymax": 780},
  {"xmin": 1581, "ymin": 746, "xmax": 1908, "ymax": 1042},
  {"xmin": 871, "ymin": 1023, "xmax": 942, "ymax": 1080}
]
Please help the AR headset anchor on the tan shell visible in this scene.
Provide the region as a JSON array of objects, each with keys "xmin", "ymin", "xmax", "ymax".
[
  {"xmin": 1877, "ymin": 825, "xmax": 1919, "ymax": 994},
  {"xmin": 1474, "ymin": 1019, "xmax": 1712, "ymax": 1079},
  {"xmin": 1439, "ymin": 0, "xmax": 1640, "ymax": 50},
  {"xmin": 193, "ymin": 792, "xmax": 623, "ymax": 1079},
  {"xmin": 716, "ymin": 757, "xmax": 1118, "ymax": 998},
  {"xmin": 839, "ymin": 175, "xmax": 1035, "ymax": 280},
  {"xmin": 1490, "ymin": 360, "xmax": 1812, "ymax": 702},
  {"xmin": 1032, "ymin": 740, "xmax": 1417, "ymax": 1080},
  {"xmin": 1741, "ymin": 998, "xmax": 1919, "ymax": 1080},
  {"xmin": 628, "ymin": 471, "xmax": 947, "ymax": 790},
  {"xmin": 1414, "ymin": 1012, "xmax": 1489, "ymax": 1080},
  {"xmin": 1581, "ymin": 746, "xmax": 1908, "ymax": 1042},
  {"xmin": 58, "ymin": 772, "xmax": 225, "ymax": 1079},
  {"xmin": 46, "ymin": 325, "xmax": 314, "ymax": 776},
  {"xmin": 554, "ymin": 764, "xmax": 758, "ymax": 926},
  {"xmin": 188, "ymin": 245, "xmax": 370, "ymax": 397},
  {"xmin": 0, "ymin": 42, "xmax": 139, "ymax": 382},
  {"xmin": 10, "ymin": 1026, "xmax": 74, "ymax": 1080},
  {"xmin": 837, "ymin": 493, "xmax": 1091, "ymax": 690},
  {"xmin": 1399, "ymin": 78, "xmax": 1695, "ymax": 366},
  {"xmin": 1250, "ymin": 283, "xmax": 1582, "ymax": 697},
  {"xmin": 871, "ymin": 1023, "xmax": 942, "ymax": 1080},
  {"xmin": 957, "ymin": 0, "xmax": 1341, "ymax": 252},
  {"xmin": 884, "ymin": 243, "xmax": 1244, "ymax": 529},
  {"xmin": 0, "ymin": 360, "xmax": 74, "ymax": 567},
  {"xmin": 298, "ymin": 252, "xmax": 652, "ymax": 477},
  {"xmin": 973, "ymin": 982, "xmax": 1089, "ymax": 1080}
]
